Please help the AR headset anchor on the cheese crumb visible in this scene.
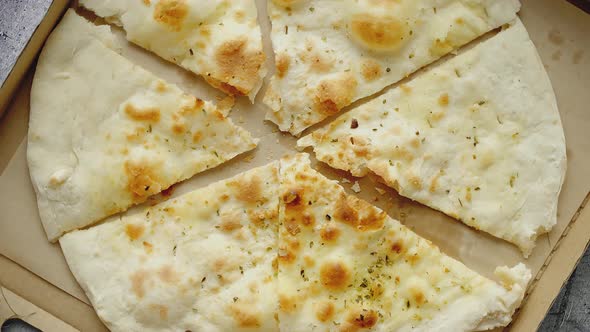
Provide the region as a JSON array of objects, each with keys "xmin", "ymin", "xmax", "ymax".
[
  {"xmin": 341, "ymin": 178, "xmax": 351, "ymax": 184},
  {"xmin": 351, "ymin": 181, "xmax": 361, "ymax": 193},
  {"xmin": 375, "ymin": 188, "xmax": 386, "ymax": 195}
]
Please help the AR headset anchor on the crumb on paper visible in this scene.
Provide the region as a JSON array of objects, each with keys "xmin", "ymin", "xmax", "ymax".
[
  {"xmin": 341, "ymin": 178, "xmax": 351, "ymax": 184},
  {"xmin": 351, "ymin": 181, "xmax": 361, "ymax": 193},
  {"xmin": 375, "ymin": 188, "xmax": 386, "ymax": 195},
  {"xmin": 243, "ymin": 155, "xmax": 255, "ymax": 163}
]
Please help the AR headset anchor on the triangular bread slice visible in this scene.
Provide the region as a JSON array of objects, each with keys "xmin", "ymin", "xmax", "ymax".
[
  {"xmin": 60, "ymin": 162, "xmax": 280, "ymax": 332},
  {"xmin": 264, "ymin": 0, "xmax": 521, "ymax": 135},
  {"xmin": 298, "ymin": 19, "xmax": 566, "ymax": 256},
  {"xmin": 277, "ymin": 154, "xmax": 530, "ymax": 331},
  {"xmin": 79, "ymin": 0, "xmax": 267, "ymax": 101},
  {"xmin": 28, "ymin": 10, "xmax": 258, "ymax": 241}
]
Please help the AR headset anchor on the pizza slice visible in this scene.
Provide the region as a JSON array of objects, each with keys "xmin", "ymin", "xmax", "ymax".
[
  {"xmin": 264, "ymin": 0, "xmax": 521, "ymax": 135},
  {"xmin": 277, "ymin": 154, "xmax": 530, "ymax": 331},
  {"xmin": 298, "ymin": 19, "xmax": 566, "ymax": 256},
  {"xmin": 60, "ymin": 162, "xmax": 280, "ymax": 332},
  {"xmin": 28, "ymin": 10, "xmax": 258, "ymax": 241},
  {"xmin": 79, "ymin": 0, "xmax": 267, "ymax": 100}
]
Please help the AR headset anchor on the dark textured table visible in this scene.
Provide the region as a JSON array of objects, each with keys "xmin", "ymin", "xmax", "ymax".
[{"xmin": 0, "ymin": 0, "xmax": 589, "ymax": 331}]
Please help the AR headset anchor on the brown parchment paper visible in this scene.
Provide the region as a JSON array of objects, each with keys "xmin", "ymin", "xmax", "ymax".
[{"xmin": 0, "ymin": 0, "xmax": 588, "ymax": 329}]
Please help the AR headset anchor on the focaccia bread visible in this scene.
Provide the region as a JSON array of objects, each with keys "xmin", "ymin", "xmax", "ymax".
[
  {"xmin": 264, "ymin": 0, "xmax": 521, "ymax": 135},
  {"xmin": 79, "ymin": 0, "xmax": 267, "ymax": 100},
  {"xmin": 28, "ymin": 10, "xmax": 258, "ymax": 241},
  {"xmin": 60, "ymin": 162, "xmax": 280, "ymax": 332},
  {"xmin": 298, "ymin": 20, "xmax": 567, "ymax": 256},
  {"xmin": 277, "ymin": 154, "xmax": 530, "ymax": 331}
]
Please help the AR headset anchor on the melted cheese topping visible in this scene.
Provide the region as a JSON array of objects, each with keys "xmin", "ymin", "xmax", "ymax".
[
  {"xmin": 60, "ymin": 162, "xmax": 280, "ymax": 332},
  {"xmin": 277, "ymin": 154, "xmax": 530, "ymax": 331},
  {"xmin": 28, "ymin": 11, "xmax": 258, "ymax": 241},
  {"xmin": 79, "ymin": 0, "xmax": 267, "ymax": 100},
  {"xmin": 298, "ymin": 20, "xmax": 566, "ymax": 256},
  {"xmin": 264, "ymin": 0, "xmax": 521, "ymax": 134}
]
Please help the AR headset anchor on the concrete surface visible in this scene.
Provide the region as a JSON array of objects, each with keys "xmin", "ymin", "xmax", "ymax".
[
  {"xmin": 0, "ymin": 0, "xmax": 51, "ymax": 87},
  {"xmin": 539, "ymin": 249, "xmax": 590, "ymax": 332}
]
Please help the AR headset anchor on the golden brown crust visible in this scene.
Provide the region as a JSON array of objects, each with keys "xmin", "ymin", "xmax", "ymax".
[
  {"xmin": 157, "ymin": 265, "xmax": 179, "ymax": 283},
  {"xmin": 125, "ymin": 224, "xmax": 145, "ymax": 241},
  {"xmin": 361, "ymin": 60, "xmax": 382, "ymax": 81},
  {"xmin": 230, "ymin": 175, "xmax": 263, "ymax": 204},
  {"xmin": 153, "ymin": 0, "xmax": 188, "ymax": 32},
  {"xmin": 229, "ymin": 303, "xmax": 262, "ymax": 328},
  {"xmin": 319, "ymin": 223, "xmax": 341, "ymax": 242},
  {"xmin": 438, "ymin": 93, "xmax": 450, "ymax": 106},
  {"xmin": 313, "ymin": 74, "xmax": 358, "ymax": 116},
  {"xmin": 276, "ymin": 53, "xmax": 291, "ymax": 79},
  {"xmin": 320, "ymin": 261, "xmax": 350, "ymax": 291},
  {"xmin": 124, "ymin": 161, "xmax": 163, "ymax": 202},
  {"xmin": 212, "ymin": 38, "xmax": 266, "ymax": 96},
  {"xmin": 315, "ymin": 301, "xmax": 335, "ymax": 322},
  {"xmin": 130, "ymin": 270, "xmax": 148, "ymax": 298},
  {"xmin": 279, "ymin": 294, "xmax": 297, "ymax": 313},
  {"xmin": 124, "ymin": 104, "xmax": 161, "ymax": 122},
  {"xmin": 271, "ymin": 0, "xmax": 306, "ymax": 7},
  {"xmin": 349, "ymin": 13, "xmax": 410, "ymax": 53},
  {"xmin": 345, "ymin": 309, "xmax": 379, "ymax": 330},
  {"xmin": 219, "ymin": 211, "xmax": 244, "ymax": 232}
]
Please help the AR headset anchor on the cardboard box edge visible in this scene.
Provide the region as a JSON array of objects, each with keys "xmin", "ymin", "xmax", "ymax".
[
  {"xmin": 510, "ymin": 192, "xmax": 590, "ymax": 331},
  {"xmin": 0, "ymin": 255, "xmax": 107, "ymax": 331},
  {"xmin": 1, "ymin": 0, "xmax": 588, "ymax": 330}
]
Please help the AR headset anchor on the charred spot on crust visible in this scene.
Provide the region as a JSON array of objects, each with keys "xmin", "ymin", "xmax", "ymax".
[
  {"xmin": 391, "ymin": 241, "xmax": 404, "ymax": 254},
  {"xmin": 283, "ymin": 188, "xmax": 303, "ymax": 206},
  {"xmin": 348, "ymin": 310, "xmax": 379, "ymax": 328}
]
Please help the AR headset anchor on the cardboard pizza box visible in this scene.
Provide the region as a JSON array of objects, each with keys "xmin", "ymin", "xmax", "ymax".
[{"xmin": 0, "ymin": 0, "xmax": 588, "ymax": 331}]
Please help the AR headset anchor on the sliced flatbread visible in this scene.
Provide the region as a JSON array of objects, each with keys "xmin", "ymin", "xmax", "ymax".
[
  {"xmin": 298, "ymin": 19, "xmax": 566, "ymax": 256},
  {"xmin": 264, "ymin": 0, "xmax": 521, "ymax": 135},
  {"xmin": 277, "ymin": 154, "xmax": 530, "ymax": 331},
  {"xmin": 28, "ymin": 10, "xmax": 258, "ymax": 241},
  {"xmin": 60, "ymin": 162, "xmax": 280, "ymax": 332},
  {"xmin": 79, "ymin": 0, "xmax": 267, "ymax": 100}
]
